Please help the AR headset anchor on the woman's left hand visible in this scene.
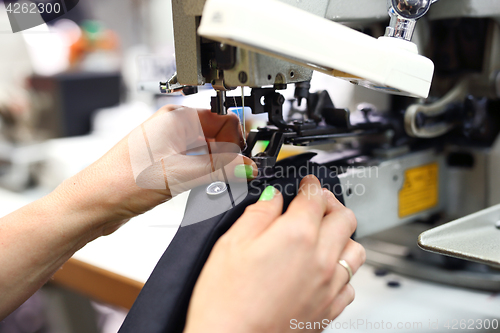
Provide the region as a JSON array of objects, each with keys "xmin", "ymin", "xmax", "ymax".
[{"xmin": 55, "ymin": 104, "xmax": 257, "ymax": 237}]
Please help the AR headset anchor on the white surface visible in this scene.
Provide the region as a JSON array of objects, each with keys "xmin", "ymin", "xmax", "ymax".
[
  {"xmin": 330, "ymin": 265, "xmax": 500, "ymax": 333},
  {"xmin": 39, "ymin": 102, "xmax": 154, "ymax": 189},
  {"xmin": 0, "ymin": 188, "xmax": 33, "ymax": 215},
  {"xmin": 198, "ymin": 0, "xmax": 434, "ymax": 98},
  {"xmin": 73, "ymin": 191, "xmax": 189, "ymax": 283}
]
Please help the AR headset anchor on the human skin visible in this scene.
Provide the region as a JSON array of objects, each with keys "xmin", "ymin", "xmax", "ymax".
[
  {"xmin": 0, "ymin": 105, "xmax": 365, "ymax": 331},
  {"xmin": 0, "ymin": 105, "xmax": 254, "ymax": 319}
]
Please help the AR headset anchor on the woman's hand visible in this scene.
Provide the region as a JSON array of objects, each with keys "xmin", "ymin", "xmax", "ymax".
[
  {"xmin": 0, "ymin": 104, "xmax": 256, "ymax": 319},
  {"xmin": 184, "ymin": 175, "xmax": 366, "ymax": 333},
  {"xmin": 54, "ymin": 105, "xmax": 257, "ymax": 237}
]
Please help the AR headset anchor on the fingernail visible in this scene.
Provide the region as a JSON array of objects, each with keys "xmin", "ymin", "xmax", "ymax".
[
  {"xmin": 234, "ymin": 164, "xmax": 255, "ymax": 179},
  {"xmin": 259, "ymin": 186, "xmax": 276, "ymax": 201}
]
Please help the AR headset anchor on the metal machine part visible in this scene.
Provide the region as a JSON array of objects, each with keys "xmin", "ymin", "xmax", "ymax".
[
  {"xmin": 362, "ymin": 224, "xmax": 500, "ymax": 291},
  {"xmin": 213, "ymin": 90, "xmax": 227, "ymax": 115},
  {"xmin": 159, "ymin": 73, "xmax": 186, "ymax": 94},
  {"xmin": 325, "ymin": 0, "xmax": 500, "ymax": 22},
  {"xmin": 385, "ymin": 0, "xmax": 440, "ymax": 41},
  {"xmin": 236, "ymin": 88, "xmax": 390, "ymax": 171},
  {"xmin": 418, "ymin": 204, "xmax": 500, "ymax": 268},
  {"xmin": 170, "ymin": 0, "xmax": 313, "ymax": 92}
]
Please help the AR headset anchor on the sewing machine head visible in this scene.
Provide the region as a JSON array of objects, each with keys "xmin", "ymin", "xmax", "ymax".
[
  {"xmin": 168, "ymin": 0, "xmax": 499, "ymax": 149},
  {"xmin": 164, "ymin": 0, "xmax": 442, "ymax": 168},
  {"xmin": 166, "ymin": 0, "xmax": 439, "ymax": 113}
]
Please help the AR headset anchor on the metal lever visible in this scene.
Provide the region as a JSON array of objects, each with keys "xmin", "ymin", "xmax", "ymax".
[
  {"xmin": 160, "ymin": 73, "xmax": 186, "ymax": 94},
  {"xmin": 210, "ymin": 88, "xmax": 288, "ymax": 128},
  {"xmin": 159, "ymin": 73, "xmax": 199, "ymax": 96}
]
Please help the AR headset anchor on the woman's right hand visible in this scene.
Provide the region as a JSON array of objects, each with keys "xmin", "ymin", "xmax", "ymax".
[{"xmin": 184, "ymin": 175, "xmax": 366, "ymax": 333}]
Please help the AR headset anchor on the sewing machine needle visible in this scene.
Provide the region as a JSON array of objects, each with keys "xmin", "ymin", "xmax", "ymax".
[{"xmin": 241, "ymin": 86, "xmax": 246, "ymax": 146}]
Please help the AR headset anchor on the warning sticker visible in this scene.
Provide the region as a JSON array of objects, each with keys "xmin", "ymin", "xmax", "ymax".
[{"xmin": 399, "ymin": 163, "xmax": 439, "ymax": 218}]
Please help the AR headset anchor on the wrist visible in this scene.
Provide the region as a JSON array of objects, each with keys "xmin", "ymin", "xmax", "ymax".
[
  {"xmin": 50, "ymin": 161, "xmax": 129, "ymax": 241},
  {"xmin": 52, "ymin": 138, "xmax": 171, "ymax": 239}
]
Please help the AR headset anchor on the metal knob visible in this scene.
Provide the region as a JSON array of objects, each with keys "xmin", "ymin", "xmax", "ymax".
[
  {"xmin": 392, "ymin": 0, "xmax": 432, "ymax": 20},
  {"xmin": 385, "ymin": 0, "xmax": 439, "ymax": 41}
]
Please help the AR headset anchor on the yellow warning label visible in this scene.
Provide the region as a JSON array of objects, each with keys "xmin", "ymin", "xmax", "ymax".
[{"xmin": 399, "ymin": 163, "xmax": 439, "ymax": 218}]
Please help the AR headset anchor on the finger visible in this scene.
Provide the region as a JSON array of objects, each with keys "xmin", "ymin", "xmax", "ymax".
[
  {"xmin": 209, "ymin": 152, "xmax": 258, "ymax": 181},
  {"xmin": 280, "ymin": 175, "xmax": 328, "ymax": 230},
  {"xmin": 330, "ymin": 240, "xmax": 366, "ymax": 295},
  {"xmin": 161, "ymin": 153, "xmax": 257, "ymax": 194},
  {"xmin": 228, "ymin": 186, "xmax": 284, "ymax": 240},
  {"xmin": 328, "ymin": 284, "xmax": 355, "ymax": 320},
  {"xmin": 198, "ymin": 110, "xmax": 244, "ymax": 148},
  {"xmin": 147, "ymin": 104, "xmax": 185, "ymax": 120},
  {"xmin": 322, "ymin": 188, "xmax": 347, "ymax": 215},
  {"xmin": 206, "ymin": 141, "xmax": 257, "ymax": 181},
  {"xmin": 317, "ymin": 192, "xmax": 358, "ymax": 264},
  {"xmin": 153, "ymin": 105, "xmax": 211, "ymax": 118},
  {"xmin": 136, "ymin": 107, "xmax": 212, "ymax": 161},
  {"xmin": 145, "ymin": 106, "xmax": 243, "ymax": 147}
]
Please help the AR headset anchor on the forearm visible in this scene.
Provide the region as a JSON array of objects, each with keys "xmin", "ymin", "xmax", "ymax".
[
  {"xmin": 0, "ymin": 153, "xmax": 124, "ymax": 319},
  {"xmin": 0, "ymin": 139, "xmax": 168, "ymax": 319},
  {"xmin": 0, "ymin": 105, "xmax": 240, "ymax": 319},
  {"xmin": 0, "ymin": 189, "xmax": 96, "ymax": 319}
]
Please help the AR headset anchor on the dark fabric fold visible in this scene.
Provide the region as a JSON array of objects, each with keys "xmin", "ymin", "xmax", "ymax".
[{"xmin": 119, "ymin": 154, "xmax": 344, "ymax": 333}]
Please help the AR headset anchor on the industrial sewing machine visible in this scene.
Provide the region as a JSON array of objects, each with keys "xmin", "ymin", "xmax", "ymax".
[{"xmin": 164, "ymin": 0, "xmax": 500, "ymax": 290}]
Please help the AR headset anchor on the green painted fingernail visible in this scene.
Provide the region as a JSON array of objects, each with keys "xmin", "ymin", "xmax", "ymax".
[
  {"xmin": 234, "ymin": 164, "xmax": 254, "ymax": 179},
  {"xmin": 259, "ymin": 186, "xmax": 276, "ymax": 201}
]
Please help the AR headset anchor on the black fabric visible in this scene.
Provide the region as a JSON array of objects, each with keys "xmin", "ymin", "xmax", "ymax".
[{"xmin": 119, "ymin": 154, "xmax": 344, "ymax": 333}]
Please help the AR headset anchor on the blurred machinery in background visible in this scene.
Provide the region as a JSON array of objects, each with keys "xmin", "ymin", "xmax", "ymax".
[
  {"xmin": 164, "ymin": 0, "xmax": 500, "ymax": 290},
  {"xmin": 0, "ymin": 11, "xmax": 123, "ymax": 192},
  {"xmin": 29, "ymin": 72, "xmax": 122, "ymax": 138}
]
